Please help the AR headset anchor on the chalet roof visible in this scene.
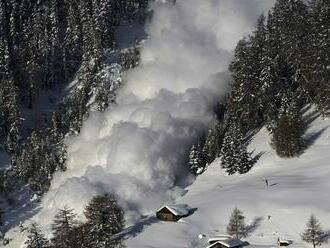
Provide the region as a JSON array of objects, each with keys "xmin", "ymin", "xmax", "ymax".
[
  {"xmin": 206, "ymin": 238, "xmax": 247, "ymax": 248},
  {"xmin": 156, "ymin": 204, "xmax": 190, "ymax": 216},
  {"xmin": 208, "ymin": 235, "xmax": 233, "ymax": 243}
]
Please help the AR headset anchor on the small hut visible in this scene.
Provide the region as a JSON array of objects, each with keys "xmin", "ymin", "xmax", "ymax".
[
  {"xmin": 156, "ymin": 204, "xmax": 190, "ymax": 222},
  {"xmin": 277, "ymin": 239, "xmax": 293, "ymax": 247}
]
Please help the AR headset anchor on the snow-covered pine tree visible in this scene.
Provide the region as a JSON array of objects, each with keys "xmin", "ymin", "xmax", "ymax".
[
  {"xmin": 203, "ymin": 121, "xmax": 225, "ymax": 164},
  {"xmin": 271, "ymin": 94, "xmax": 305, "ymax": 157},
  {"xmin": 15, "ymin": 128, "xmax": 67, "ymax": 192},
  {"xmin": 25, "ymin": 223, "xmax": 50, "ymax": 248},
  {"xmin": 84, "ymin": 193, "xmax": 125, "ymax": 248},
  {"xmin": 41, "ymin": 0, "xmax": 58, "ymax": 89},
  {"xmin": 0, "ymin": 33, "xmax": 21, "ymax": 155},
  {"xmin": 226, "ymin": 207, "xmax": 247, "ymax": 239},
  {"xmin": 258, "ymin": 10, "xmax": 283, "ymax": 133},
  {"xmin": 70, "ymin": 0, "xmax": 106, "ymax": 128},
  {"xmin": 220, "ymin": 119, "xmax": 253, "ymax": 175},
  {"xmin": 229, "ymin": 15, "xmax": 267, "ymax": 132},
  {"xmin": 65, "ymin": 223, "xmax": 90, "ymax": 248},
  {"xmin": 262, "ymin": 56, "xmax": 298, "ymax": 133},
  {"xmin": 271, "ymin": 0, "xmax": 308, "ymax": 64},
  {"xmin": 5, "ymin": 110, "xmax": 21, "ymax": 155},
  {"xmin": 93, "ymin": 0, "xmax": 116, "ymax": 49},
  {"xmin": 188, "ymin": 143, "xmax": 206, "ymax": 175},
  {"xmin": 248, "ymin": 14, "xmax": 268, "ymax": 124},
  {"xmin": 258, "ymin": 0, "xmax": 308, "ymax": 132},
  {"xmin": 95, "ymin": 77, "xmax": 112, "ymax": 111},
  {"xmin": 64, "ymin": 0, "xmax": 84, "ymax": 77},
  {"xmin": 307, "ymin": 0, "xmax": 330, "ymax": 117},
  {"xmin": 51, "ymin": 206, "xmax": 79, "ymax": 248},
  {"xmin": 301, "ymin": 214, "xmax": 326, "ymax": 248}
]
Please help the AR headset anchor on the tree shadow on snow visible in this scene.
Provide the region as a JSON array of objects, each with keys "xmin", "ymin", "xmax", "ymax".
[
  {"xmin": 251, "ymin": 151, "xmax": 264, "ymax": 164},
  {"xmin": 117, "ymin": 215, "xmax": 160, "ymax": 240},
  {"xmin": 322, "ymin": 230, "xmax": 330, "ymax": 244},
  {"xmin": 304, "ymin": 109, "xmax": 321, "ymax": 127},
  {"xmin": 246, "ymin": 217, "xmax": 263, "ymax": 236},
  {"xmin": 248, "ymin": 151, "xmax": 265, "ymax": 173},
  {"xmin": 189, "ymin": 207, "xmax": 198, "ymax": 216},
  {"xmin": 304, "ymin": 126, "xmax": 328, "ymax": 150},
  {"xmin": 299, "ymin": 106, "xmax": 329, "ymax": 152},
  {"xmin": 245, "ymin": 128, "xmax": 266, "ymax": 172}
]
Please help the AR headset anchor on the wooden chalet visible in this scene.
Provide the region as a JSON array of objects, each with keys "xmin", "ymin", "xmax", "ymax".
[
  {"xmin": 277, "ymin": 239, "xmax": 293, "ymax": 247},
  {"xmin": 156, "ymin": 204, "xmax": 190, "ymax": 222}
]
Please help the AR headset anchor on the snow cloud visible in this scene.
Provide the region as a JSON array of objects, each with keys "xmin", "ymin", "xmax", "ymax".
[{"xmin": 39, "ymin": 0, "xmax": 274, "ymax": 226}]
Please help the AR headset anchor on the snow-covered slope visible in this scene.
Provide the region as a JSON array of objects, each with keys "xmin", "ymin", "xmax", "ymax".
[
  {"xmin": 4, "ymin": 1, "xmax": 329, "ymax": 247},
  {"xmin": 124, "ymin": 109, "xmax": 330, "ymax": 248}
]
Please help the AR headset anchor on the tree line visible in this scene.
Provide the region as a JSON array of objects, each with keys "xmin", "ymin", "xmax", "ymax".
[
  {"xmin": 187, "ymin": 0, "xmax": 330, "ymax": 175},
  {"xmin": 0, "ymin": 0, "xmax": 146, "ymax": 194},
  {"xmin": 24, "ymin": 193, "xmax": 125, "ymax": 248}
]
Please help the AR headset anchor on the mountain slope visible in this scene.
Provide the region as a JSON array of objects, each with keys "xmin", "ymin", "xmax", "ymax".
[{"xmin": 125, "ymin": 108, "xmax": 330, "ymax": 248}]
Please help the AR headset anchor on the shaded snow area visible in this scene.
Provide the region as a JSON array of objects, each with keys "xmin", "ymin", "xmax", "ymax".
[{"xmin": 124, "ymin": 110, "xmax": 330, "ymax": 248}]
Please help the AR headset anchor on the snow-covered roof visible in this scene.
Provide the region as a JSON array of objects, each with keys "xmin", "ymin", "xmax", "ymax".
[
  {"xmin": 208, "ymin": 235, "xmax": 233, "ymax": 243},
  {"xmin": 207, "ymin": 238, "xmax": 247, "ymax": 248},
  {"xmin": 157, "ymin": 204, "xmax": 190, "ymax": 216}
]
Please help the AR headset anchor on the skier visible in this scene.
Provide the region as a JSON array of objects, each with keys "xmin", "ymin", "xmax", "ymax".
[{"xmin": 265, "ymin": 179, "xmax": 269, "ymax": 187}]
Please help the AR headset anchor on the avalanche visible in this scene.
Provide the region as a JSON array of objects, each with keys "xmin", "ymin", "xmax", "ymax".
[
  {"xmin": 34, "ymin": 0, "xmax": 274, "ymax": 229},
  {"xmin": 3, "ymin": 0, "xmax": 281, "ymax": 247}
]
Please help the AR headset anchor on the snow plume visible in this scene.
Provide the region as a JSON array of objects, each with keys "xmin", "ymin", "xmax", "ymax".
[{"xmin": 39, "ymin": 0, "xmax": 274, "ymax": 225}]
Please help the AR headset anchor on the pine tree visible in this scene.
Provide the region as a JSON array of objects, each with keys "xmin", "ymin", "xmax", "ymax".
[
  {"xmin": 93, "ymin": 0, "xmax": 116, "ymax": 49},
  {"xmin": 227, "ymin": 207, "xmax": 247, "ymax": 239},
  {"xmin": 0, "ymin": 32, "xmax": 21, "ymax": 154},
  {"xmin": 271, "ymin": 0, "xmax": 309, "ymax": 64},
  {"xmin": 15, "ymin": 128, "xmax": 67, "ymax": 192},
  {"xmin": 259, "ymin": 0, "xmax": 309, "ymax": 132},
  {"xmin": 301, "ymin": 215, "xmax": 325, "ymax": 248},
  {"xmin": 25, "ymin": 223, "xmax": 50, "ymax": 248},
  {"xmin": 51, "ymin": 206, "xmax": 78, "ymax": 248},
  {"xmin": 66, "ymin": 223, "xmax": 90, "ymax": 248},
  {"xmin": 307, "ymin": 0, "xmax": 330, "ymax": 117},
  {"xmin": 202, "ymin": 121, "xmax": 225, "ymax": 164},
  {"xmin": 42, "ymin": 0, "xmax": 58, "ymax": 88},
  {"xmin": 271, "ymin": 94, "xmax": 305, "ymax": 157},
  {"xmin": 188, "ymin": 143, "xmax": 206, "ymax": 175},
  {"xmin": 84, "ymin": 194, "xmax": 125, "ymax": 248},
  {"xmin": 64, "ymin": 0, "xmax": 84, "ymax": 77},
  {"xmin": 220, "ymin": 119, "xmax": 253, "ymax": 175},
  {"xmin": 229, "ymin": 15, "xmax": 267, "ymax": 132}
]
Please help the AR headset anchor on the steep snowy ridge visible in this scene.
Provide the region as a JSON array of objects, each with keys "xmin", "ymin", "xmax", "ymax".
[{"xmin": 125, "ymin": 109, "xmax": 330, "ymax": 248}]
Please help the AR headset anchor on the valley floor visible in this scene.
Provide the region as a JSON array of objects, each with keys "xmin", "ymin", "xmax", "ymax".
[{"xmin": 125, "ymin": 108, "xmax": 330, "ymax": 248}]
